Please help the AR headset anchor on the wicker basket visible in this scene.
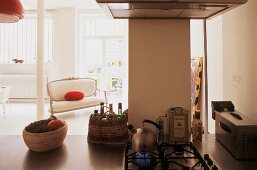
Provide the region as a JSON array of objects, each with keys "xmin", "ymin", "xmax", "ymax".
[
  {"xmin": 23, "ymin": 122, "xmax": 68, "ymax": 152},
  {"xmin": 88, "ymin": 111, "xmax": 129, "ymax": 145}
]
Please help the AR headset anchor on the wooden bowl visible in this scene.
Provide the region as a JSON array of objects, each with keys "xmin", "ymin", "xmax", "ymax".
[{"xmin": 23, "ymin": 122, "xmax": 68, "ymax": 152}]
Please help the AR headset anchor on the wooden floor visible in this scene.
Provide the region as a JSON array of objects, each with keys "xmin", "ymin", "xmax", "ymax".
[{"xmin": 0, "ymin": 101, "xmax": 96, "ymax": 135}]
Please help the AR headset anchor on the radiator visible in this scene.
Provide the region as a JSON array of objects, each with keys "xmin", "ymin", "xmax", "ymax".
[{"xmin": 0, "ymin": 75, "xmax": 47, "ymax": 99}]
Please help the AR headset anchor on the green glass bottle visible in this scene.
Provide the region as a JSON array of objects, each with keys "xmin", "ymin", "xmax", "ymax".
[
  {"xmin": 118, "ymin": 102, "xmax": 122, "ymax": 115},
  {"xmin": 100, "ymin": 102, "xmax": 104, "ymax": 115}
]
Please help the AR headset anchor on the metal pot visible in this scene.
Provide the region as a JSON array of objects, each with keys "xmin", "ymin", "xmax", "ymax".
[{"xmin": 127, "ymin": 119, "xmax": 161, "ymax": 152}]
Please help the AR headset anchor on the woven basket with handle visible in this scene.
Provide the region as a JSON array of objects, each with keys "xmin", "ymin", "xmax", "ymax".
[{"xmin": 87, "ymin": 109, "xmax": 129, "ymax": 145}]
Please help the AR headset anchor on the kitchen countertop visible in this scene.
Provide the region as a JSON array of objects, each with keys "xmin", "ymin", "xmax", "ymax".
[
  {"xmin": 0, "ymin": 135, "xmax": 257, "ymax": 170},
  {"xmin": 0, "ymin": 135, "xmax": 124, "ymax": 170},
  {"xmin": 194, "ymin": 134, "xmax": 257, "ymax": 170}
]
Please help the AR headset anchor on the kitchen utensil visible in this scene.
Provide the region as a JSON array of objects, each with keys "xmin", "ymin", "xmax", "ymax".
[{"xmin": 127, "ymin": 119, "xmax": 161, "ymax": 152}]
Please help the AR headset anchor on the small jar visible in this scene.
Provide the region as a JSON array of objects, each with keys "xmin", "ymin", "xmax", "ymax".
[{"xmin": 192, "ymin": 110, "xmax": 202, "ymax": 142}]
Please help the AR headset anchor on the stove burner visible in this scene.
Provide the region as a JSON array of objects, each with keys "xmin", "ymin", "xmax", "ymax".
[
  {"xmin": 174, "ymin": 145, "xmax": 185, "ymax": 155},
  {"xmin": 134, "ymin": 152, "xmax": 155, "ymax": 167},
  {"xmin": 125, "ymin": 142, "xmax": 212, "ymax": 170},
  {"xmin": 125, "ymin": 143, "xmax": 165, "ymax": 170}
]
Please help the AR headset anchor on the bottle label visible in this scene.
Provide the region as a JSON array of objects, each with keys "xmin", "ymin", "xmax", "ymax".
[{"xmin": 173, "ymin": 116, "xmax": 186, "ymax": 138}]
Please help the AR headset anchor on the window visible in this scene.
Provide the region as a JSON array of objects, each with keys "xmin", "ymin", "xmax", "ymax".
[
  {"xmin": 0, "ymin": 12, "xmax": 53, "ymax": 64},
  {"xmin": 84, "ymin": 37, "xmax": 124, "ymax": 91},
  {"xmin": 78, "ymin": 16, "xmax": 128, "ymax": 107}
]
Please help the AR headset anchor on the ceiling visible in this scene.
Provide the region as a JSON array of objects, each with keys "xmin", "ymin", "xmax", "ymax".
[{"xmin": 21, "ymin": 0, "xmax": 101, "ymax": 10}]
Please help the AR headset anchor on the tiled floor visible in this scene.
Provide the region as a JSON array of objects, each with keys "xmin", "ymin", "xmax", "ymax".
[{"xmin": 0, "ymin": 101, "xmax": 95, "ymax": 135}]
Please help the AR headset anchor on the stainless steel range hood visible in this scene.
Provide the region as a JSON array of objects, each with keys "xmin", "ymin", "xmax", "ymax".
[{"xmin": 96, "ymin": 0, "xmax": 247, "ymax": 19}]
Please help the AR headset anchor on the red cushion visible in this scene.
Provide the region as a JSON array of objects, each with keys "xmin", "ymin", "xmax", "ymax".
[{"xmin": 64, "ymin": 91, "xmax": 84, "ymax": 101}]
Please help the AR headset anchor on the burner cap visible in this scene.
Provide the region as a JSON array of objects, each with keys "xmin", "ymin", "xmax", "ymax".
[
  {"xmin": 174, "ymin": 145, "xmax": 184, "ymax": 155},
  {"xmin": 133, "ymin": 152, "xmax": 155, "ymax": 168}
]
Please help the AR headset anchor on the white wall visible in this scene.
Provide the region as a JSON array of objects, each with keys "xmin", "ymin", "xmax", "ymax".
[
  {"xmin": 129, "ymin": 20, "xmax": 191, "ymax": 132},
  {"xmin": 51, "ymin": 8, "xmax": 78, "ymax": 80},
  {"xmin": 206, "ymin": 16, "xmax": 223, "ymax": 133},
  {"xmin": 190, "ymin": 20, "xmax": 204, "ymax": 58},
  {"xmin": 222, "ymin": 0, "xmax": 257, "ymax": 120}
]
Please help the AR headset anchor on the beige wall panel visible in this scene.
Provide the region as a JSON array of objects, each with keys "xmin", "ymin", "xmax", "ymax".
[
  {"xmin": 222, "ymin": 0, "xmax": 257, "ymax": 120},
  {"xmin": 129, "ymin": 19, "xmax": 191, "ymax": 129}
]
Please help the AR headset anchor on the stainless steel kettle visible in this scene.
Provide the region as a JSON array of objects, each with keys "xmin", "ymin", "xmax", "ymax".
[{"xmin": 127, "ymin": 119, "xmax": 161, "ymax": 152}]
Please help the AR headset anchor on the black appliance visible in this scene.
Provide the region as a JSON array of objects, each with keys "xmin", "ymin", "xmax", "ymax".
[{"xmin": 211, "ymin": 101, "xmax": 235, "ymax": 120}]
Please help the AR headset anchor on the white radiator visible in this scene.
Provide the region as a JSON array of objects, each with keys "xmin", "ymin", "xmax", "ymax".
[{"xmin": 0, "ymin": 75, "xmax": 47, "ymax": 99}]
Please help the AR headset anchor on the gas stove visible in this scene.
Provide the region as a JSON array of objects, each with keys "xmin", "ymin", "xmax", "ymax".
[
  {"xmin": 124, "ymin": 142, "xmax": 221, "ymax": 170},
  {"xmin": 125, "ymin": 143, "xmax": 165, "ymax": 170}
]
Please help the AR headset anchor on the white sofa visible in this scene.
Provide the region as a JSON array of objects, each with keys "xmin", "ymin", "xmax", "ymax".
[{"xmin": 47, "ymin": 77, "xmax": 106, "ymax": 114}]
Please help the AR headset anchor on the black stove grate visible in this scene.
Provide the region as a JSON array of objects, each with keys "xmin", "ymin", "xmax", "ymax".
[
  {"xmin": 125, "ymin": 142, "xmax": 210, "ymax": 170},
  {"xmin": 161, "ymin": 142, "xmax": 210, "ymax": 170}
]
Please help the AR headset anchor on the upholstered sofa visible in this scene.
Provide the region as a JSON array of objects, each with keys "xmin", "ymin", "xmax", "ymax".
[{"xmin": 47, "ymin": 77, "xmax": 106, "ymax": 114}]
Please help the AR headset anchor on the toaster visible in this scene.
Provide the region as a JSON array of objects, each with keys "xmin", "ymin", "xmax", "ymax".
[{"xmin": 212, "ymin": 101, "xmax": 257, "ymax": 159}]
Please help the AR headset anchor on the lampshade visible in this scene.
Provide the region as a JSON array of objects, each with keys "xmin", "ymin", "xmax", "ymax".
[{"xmin": 0, "ymin": 0, "xmax": 24, "ymax": 23}]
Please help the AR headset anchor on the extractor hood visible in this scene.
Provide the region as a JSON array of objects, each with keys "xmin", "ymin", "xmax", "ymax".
[{"xmin": 96, "ymin": 0, "xmax": 247, "ymax": 19}]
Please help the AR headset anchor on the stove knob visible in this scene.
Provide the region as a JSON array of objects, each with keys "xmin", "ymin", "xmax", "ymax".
[
  {"xmin": 204, "ymin": 154, "xmax": 209, "ymax": 160},
  {"xmin": 207, "ymin": 159, "xmax": 213, "ymax": 166},
  {"xmin": 212, "ymin": 165, "xmax": 218, "ymax": 170}
]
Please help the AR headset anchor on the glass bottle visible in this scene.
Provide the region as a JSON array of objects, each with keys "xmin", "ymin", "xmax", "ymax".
[
  {"xmin": 100, "ymin": 102, "xmax": 105, "ymax": 115},
  {"xmin": 156, "ymin": 116, "xmax": 164, "ymax": 141},
  {"xmin": 192, "ymin": 110, "xmax": 202, "ymax": 142},
  {"xmin": 109, "ymin": 103, "xmax": 113, "ymax": 113},
  {"xmin": 94, "ymin": 109, "xmax": 98, "ymax": 115},
  {"xmin": 118, "ymin": 102, "xmax": 122, "ymax": 115}
]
